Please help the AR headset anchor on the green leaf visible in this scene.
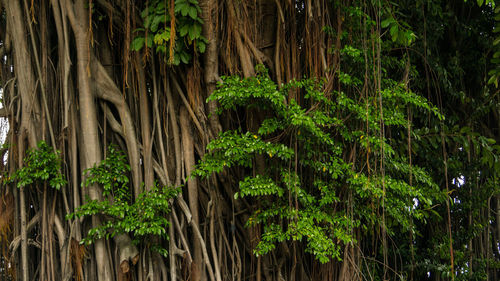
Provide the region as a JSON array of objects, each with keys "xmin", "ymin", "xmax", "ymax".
[
  {"xmin": 173, "ymin": 53, "xmax": 181, "ymax": 65},
  {"xmin": 188, "ymin": 6, "xmax": 198, "ymax": 19},
  {"xmin": 155, "ymin": 1, "xmax": 165, "ymax": 13},
  {"xmin": 381, "ymin": 17, "xmax": 394, "ymax": 28},
  {"xmin": 146, "ymin": 36, "xmax": 154, "ymax": 48},
  {"xmin": 188, "ymin": 25, "xmax": 196, "ymax": 40},
  {"xmin": 193, "ymin": 24, "xmax": 202, "ymax": 38},
  {"xmin": 198, "ymin": 41, "xmax": 206, "ymax": 53},
  {"xmin": 180, "ymin": 52, "xmax": 191, "ymax": 64},
  {"xmin": 174, "ymin": 0, "xmax": 187, "ymax": 13},
  {"xmin": 150, "ymin": 15, "xmax": 164, "ymax": 33},
  {"xmin": 188, "ymin": 24, "xmax": 202, "ymax": 41},
  {"xmin": 180, "ymin": 4, "xmax": 190, "ymax": 17},
  {"xmin": 390, "ymin": 25, "xmax": 398, "ymax": 42},
  {"xmin": 144, "ymin": 15, "xmax": 152, "ymax": 29},
  {"xmin": 179, "ymin": 24, "xmax": 189, "ymax": 37}
]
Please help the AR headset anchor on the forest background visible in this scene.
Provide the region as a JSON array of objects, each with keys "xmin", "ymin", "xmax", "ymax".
[{"xmin": 0, "ymin": 0, "xmax": 498, "ymax": 281}]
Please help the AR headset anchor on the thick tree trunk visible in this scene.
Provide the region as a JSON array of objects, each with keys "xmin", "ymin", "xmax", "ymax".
[
  {"xmin": 65, "ymin": 1, "xmax": 113, "ymax": 280},
  {"xmin": 3, "ymin": 0, "xmax": 40, "ymax": 147},
  {"xmin": 200, "ymin": 0, "xmax": 221, "ymax": 136},
  {"xmin": 92, "ymin": 61, "xmax": 142, "ymax": 195},
  {"xmin": 3, "ymin": 1, "xmax": 41, "ymax": 281}
]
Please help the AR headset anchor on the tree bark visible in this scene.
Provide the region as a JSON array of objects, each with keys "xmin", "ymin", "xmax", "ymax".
[
  {"xmin": 65, "ymin": 1, "xmax": 113, "ymax": 280},
  {"xmin": 3, "ymin": 1, "xmax": 41, "ymax": 280},
  {"xmin": 180, "ymin": 107, "xmax": 204, "ymax": 281},
  {"xmin": 136, "ymin": 55, "xmax": 154, "ymax": 190},
  {"xmin": 200, "ymin": 0, "xmax": 222, "ymax": 136}
]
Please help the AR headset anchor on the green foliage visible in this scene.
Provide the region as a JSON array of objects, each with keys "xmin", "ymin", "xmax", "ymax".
[
  {"xmin": 381, "ymin": 15, "xmax": 416, "ymax": 46},
  {"xmin": 81, "ymin": 145, "xmax": 131, "ymax": 198},
  {"xmin": 195, "ymin": 66, "xmax": 444, "ymax": 263},
  {"xmin": 6, "ymin": 141, "xmax": 66, "ymax": 190},
  {"xmin": 68, "ymin": 146, "xmax": 179, "ymax": 256},
  {"xmin": 488, "ymin": 4, "xmax": 500, "ymax": 86},
  {"xmin": 131, "ymin": 0, "xmax": 206, "ymax": 65},
  {"xmin": 469, "ymin": 0, "xmax": 496, "ymax": 8},
  {"xmin": 379, "ymin": 1, "xmax": 499, "ymax": 279}
]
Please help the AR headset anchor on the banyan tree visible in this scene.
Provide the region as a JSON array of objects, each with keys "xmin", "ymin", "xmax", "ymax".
[{"xmin": 0, "ymin": 0, "xmax": 498, "ymax": 281}]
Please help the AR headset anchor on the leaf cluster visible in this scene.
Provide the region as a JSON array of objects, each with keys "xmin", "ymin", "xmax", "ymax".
[
  {"xmin": 131, "ymin": 0, "xmax": 206, "ymax": 65},
  {"xmin": 5, "ymin": 141, "xmax": 66, "ymax": 190},
  {"xmin": 68, "ymin": 146, "xmax": 179, "ymax": 256},
  {"xmin": 195, "ymin": 65, "xmax": 444, "ymax": 263}
]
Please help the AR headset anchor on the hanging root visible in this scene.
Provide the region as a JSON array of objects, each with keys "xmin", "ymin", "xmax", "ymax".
[
  {"xmin": 0, "ymin": 191, "xmax": 14, "ymax": 278},
  {"xmin": 70, "ymin": 238, "xmax": 86, "ymax": 281}
]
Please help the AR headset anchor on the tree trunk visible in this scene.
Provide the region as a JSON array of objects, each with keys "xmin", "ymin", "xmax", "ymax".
[
  {"xmin": 66, "ymin": 1, "xmax": 113, "ymax": 280},
  {"xmin": 180, "ymin": 106, "xmax": 204, "ymax": 281}
]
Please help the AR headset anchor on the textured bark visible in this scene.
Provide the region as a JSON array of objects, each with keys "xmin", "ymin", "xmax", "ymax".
[
  {"xmin": 136, "ymin": 55, "xmax": 154, "ymax": 190},
  {"xmin": 65, "ymin": 1, "xmax": 113, "ymax": 280},
  {"xmin": 200, "ymin": 0, "xmax": 222, "ymax": 136},
  {"xmin": 91, "ymin": 59, "xmax": 142, "ymax": 197},
  {"xmin": 227, "ymin": 0, "xmax": 255, "ymax": 78},
  {"xmin": 3, "ymin": 1, "xmax": 40, "ymax": 281},
  {"xmin": 3, "ymin": 0, "xmax": 40, "ymax": 147},
  {"xmin": 180, "ymin": 107, "xmax": 203, "ymax": 281},
  {"xmin": 54, "ymin": 214, "xmax": 72, "ymax": 281},
  {"xmin": 113, "ymin": 234, "xmax": 139, "ymax": 273}
]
